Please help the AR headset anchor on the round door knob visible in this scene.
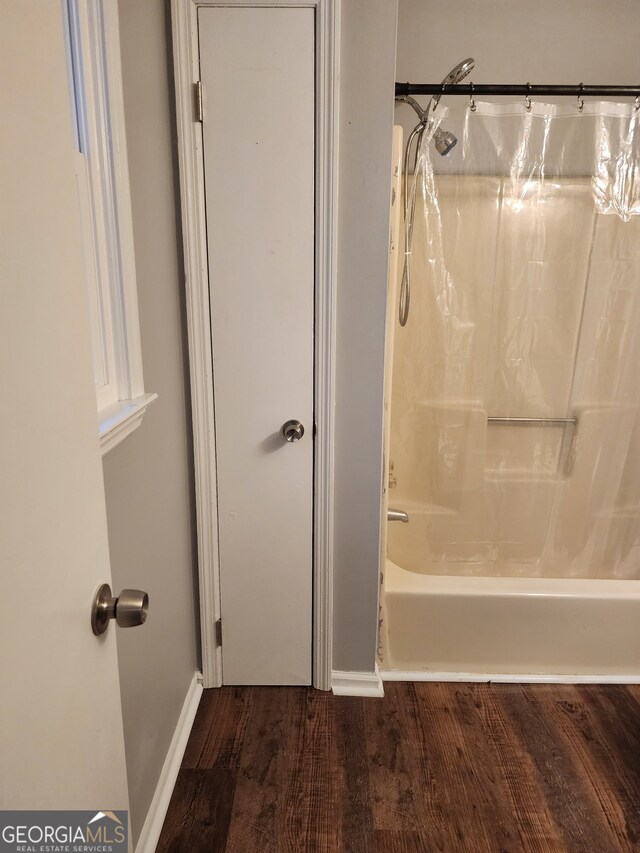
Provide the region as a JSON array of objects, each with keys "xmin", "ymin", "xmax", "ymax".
[
  {"xmin": 282, "ymin": 419, "xmax": 305, "ymax": 442},
  {"xmin": 91, "ymin": 583, "xmax": 149, "ymax": 635},
  {"xmin": 115, "ymin": 589, "xmax": 150, "ymax": 628}
]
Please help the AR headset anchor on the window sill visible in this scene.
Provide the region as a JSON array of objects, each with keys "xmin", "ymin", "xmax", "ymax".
[{"xmin": 99, "ymin": 393, "xmax": 158, "ymax": 456}]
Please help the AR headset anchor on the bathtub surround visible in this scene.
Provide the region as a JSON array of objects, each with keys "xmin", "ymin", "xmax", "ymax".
[
  {"xmin": 381, "ymin": 93, "xmax": 640, "ymax": 677},
  {"xmin": 388, "ymin": 108, "xmax": 640, "ymax": 580},
  {"xmin": 379, "ymin": 125, "xmax": 404, "ymax": 647}
]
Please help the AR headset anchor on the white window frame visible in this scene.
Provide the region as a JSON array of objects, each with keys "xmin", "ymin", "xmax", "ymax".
[{"xmin": 64, "ymin": 0, "xmax": 156, "ymax": 453}]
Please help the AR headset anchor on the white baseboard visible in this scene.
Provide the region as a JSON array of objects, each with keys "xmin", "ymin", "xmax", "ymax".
[
  {"xmin": 331, "ymin": 663, "xmax": 384, "ymax": 697},
  {"xmin": 135, "ymin": 671, "xmax": 204, "ymax": 853},
  {"xmin": 381, "ymin": 670, "xmax": 640, "ymax": 684}
]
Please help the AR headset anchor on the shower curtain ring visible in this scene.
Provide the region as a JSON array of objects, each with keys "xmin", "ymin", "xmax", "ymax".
[
  {"xmin": 524, "ymin": 83, "xmax": 532, "ymax": 112},
  {"xmin": 469, "ymin": 82, "xmax": 476, "ymax": 112},
  {"xmin": 432, "ymin": 82, "xmax": 446, "ymax": 112},
  {"xmin": 635, "ymin": 93, "xmax": 640, "ymax": 112},
  {"xmin": 577, "ymin": 83, "xmax": 585, "ymax": 112}
]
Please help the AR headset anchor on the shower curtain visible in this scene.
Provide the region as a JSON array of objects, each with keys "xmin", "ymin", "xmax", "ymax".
[{"xmin": 389, "ymin": 100, "xmax": 640, "ymax": 579}]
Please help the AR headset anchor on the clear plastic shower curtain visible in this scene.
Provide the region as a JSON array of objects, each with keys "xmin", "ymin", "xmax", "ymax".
[{"xmin": 388, "ymin": 101, "xmax": 640, "ymax": 579}]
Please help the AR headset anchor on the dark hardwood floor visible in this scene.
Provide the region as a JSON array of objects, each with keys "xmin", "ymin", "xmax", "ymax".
[{"xmin": 156, "ymin": 682, "xmax": 640, "ymax": 852}]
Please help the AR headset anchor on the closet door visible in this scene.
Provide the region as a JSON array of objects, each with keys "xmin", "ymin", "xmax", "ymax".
[{"xmin": 199, "ymin": 7, "xmax": 314, "ymax": 684}]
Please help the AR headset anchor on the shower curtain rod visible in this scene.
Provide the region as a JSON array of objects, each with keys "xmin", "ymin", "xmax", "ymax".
[{"xmin": 395, "ymin": 82, "xmax": 640, "ymax": 98}]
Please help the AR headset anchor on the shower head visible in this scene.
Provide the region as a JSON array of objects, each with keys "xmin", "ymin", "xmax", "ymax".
[
  {"xmin": 434, "ymin": 128, "xmax": 457, "ymax": 156},
  {"xmin": 442, "ymin": 57, "xmax": 476, "ymax": 87},
  {"xmin": 396, "ymin": 57, "xmax": 476, "ymax": 123},
  {"xmin": 429, "ymin": 58, "xmax": 475, "ymax": 156},
  {"xmin": 431, "ymin": 57, "xmax": 475, "ymax": 110},
  {"xmin": 397, "ymin": 58, "xmax": 476, "ymax": 326}
]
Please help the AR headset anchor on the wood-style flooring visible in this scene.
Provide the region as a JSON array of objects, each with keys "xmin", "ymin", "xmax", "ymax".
[{"xmin": 157, "ymin": 682, "xmax": 640, "ymax": 852}]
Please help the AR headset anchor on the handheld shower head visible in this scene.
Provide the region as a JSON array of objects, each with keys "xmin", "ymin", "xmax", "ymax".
[
  {"xmin": 443, "ymin": 57, "xmax": 476, "ymax": 86},
  {"xmin": 432, "ymin": 57, "xmax": 475, "ymax": 110},
  {"xmin": 396, "ymin": 58, "xmax": 476, "ymax": 325},
  {"xmin": 395, "ymin": 57, "xmax": 476, "ymax": 123},
  {"xmin": 429, "ymin": 57, "xmax": 475, "ymax": 156}
]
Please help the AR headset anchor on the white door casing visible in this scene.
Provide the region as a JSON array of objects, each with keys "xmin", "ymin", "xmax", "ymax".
[
  {"xmin": 171, "ymin": 0, "xmax": 340, "ymax": 690},
  {"xmin": 199, "ymin": 6, "xmax": 314, "ymax": 685},
  {"xmin": 0, "ymin": 0, "xmax": 129, "ymax": 816}
]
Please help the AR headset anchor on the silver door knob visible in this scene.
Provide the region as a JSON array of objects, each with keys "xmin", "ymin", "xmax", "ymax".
[
  {"xmin": 91, "ymin": 583, "xmax": 149, "ymax": 636},
  {"xmin": 282, "ymin": 419, "xmax": 305, "ymax": 442}
]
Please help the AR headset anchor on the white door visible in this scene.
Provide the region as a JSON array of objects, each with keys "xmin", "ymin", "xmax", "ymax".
[
  {"xmin": 0, "ymin": 1, "xmax": 129, "ymax": 819},
  {"xmin": 199, "ymin": 7, "xmax": 314, "ymax": 685}
]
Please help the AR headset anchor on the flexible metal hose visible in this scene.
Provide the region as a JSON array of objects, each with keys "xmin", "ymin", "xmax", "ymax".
[{"xmin": 399, "ymin": 120, "xmax": 427, "ymax": 326}]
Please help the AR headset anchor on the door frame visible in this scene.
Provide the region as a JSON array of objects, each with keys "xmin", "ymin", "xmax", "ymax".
[{"xmin": 171, "ymin": 0, "xmax": 340, "ymax": 689}]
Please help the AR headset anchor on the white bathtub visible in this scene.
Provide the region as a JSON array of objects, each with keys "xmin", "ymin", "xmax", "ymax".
[{"xmin": 380, "ymin": 558, "xmax": 640, "ymax": 682}]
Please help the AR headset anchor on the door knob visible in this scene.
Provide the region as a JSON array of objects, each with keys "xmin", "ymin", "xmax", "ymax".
[
  {"xmin": 282, "ymin": 419, "xmax": 305, "ymax": 442},
  {"xmin": 91, "ymin": 583, "xmax": 149, "ymax": 636}
]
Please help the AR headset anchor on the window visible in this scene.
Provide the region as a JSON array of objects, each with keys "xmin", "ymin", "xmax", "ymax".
[{"xmin": 63, "ymin": 0, "xmax": 156, "ymax": 453}]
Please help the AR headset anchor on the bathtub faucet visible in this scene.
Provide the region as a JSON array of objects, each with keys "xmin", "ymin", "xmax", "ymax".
[{"xmin": 388, "ymin": 508, "xmax": 409, "ymax": 523}]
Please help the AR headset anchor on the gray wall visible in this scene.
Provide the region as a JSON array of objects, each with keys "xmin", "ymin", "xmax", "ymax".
[
  {"xmin": 396, "ymin": 0, "xmax": 640, "ymax": 139},
  {"xmin": 332, "ymin": 0, "xmax": 399, "ymax": 672},
  {"xmin": 102, "ymin": 1, "xmax": 198, "ymax": 845}
]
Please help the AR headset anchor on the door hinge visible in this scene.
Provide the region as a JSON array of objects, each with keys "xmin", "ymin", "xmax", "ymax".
[
  {"xmin": 215, "ymin": 618, "xmax": 222, "ymax": 647},
  {"xmin": 194, "ymin": 81, "xmax": 203, "ymax": 122}
]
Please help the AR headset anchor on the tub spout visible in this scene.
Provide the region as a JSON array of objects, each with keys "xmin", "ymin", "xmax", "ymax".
[{"xmin": 388, "ymin": 508, "xmax": 409, "ymax": 523}]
